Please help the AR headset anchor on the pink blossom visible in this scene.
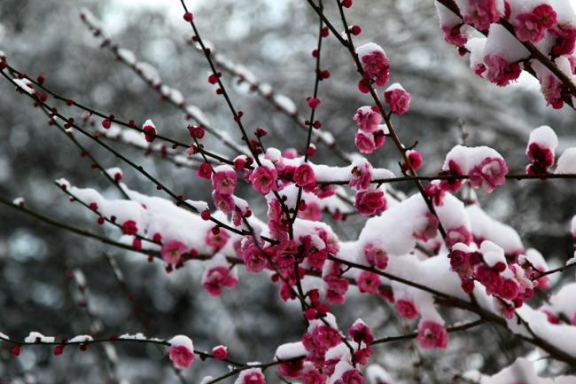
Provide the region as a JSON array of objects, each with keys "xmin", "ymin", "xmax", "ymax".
[
  {"xmin": 235, "ymin": 368, "xmax": 266, "ymax": 384},
  {"xmin": 354, "ymin": 347, "xmax": 372, "ymax": 365},
  {"xmin": 439, "ymin": 159, "xmax": 465, "ymax": 193},
  {"xmin": 317, "ymin": 227, "xmax": 339, "ymax": 255},
  {"xmin": 294, "ymin": 163, "xmax": 316, "ymax": 188},
  {"xmin": 324, "ymin": 275, "xmax": 349, "ymax": 304},
  {"xmin": 169, "ymin": 345, "xmax": 195, "ymax": 369},
  {"xmin": 462, "ymin": 0, "xmax": 503, "ymax": 31},
  {"xmin": 498, "ymin": 278, "xmax": 519, "ymax": 300},
  {"xmin": 249, "ymin": 165, "xmax": 278, "ymax": 194},
  {"xmin": 448, "ymin": 249, "xmax": 473, "ymax": 278},
  {"xmin": 541, "ymin": 74, "xmax": 565, "ymax": 109},
  {"xmin": 335, "ymin": 369, "xmax": 365, "ymax": 384},
  {"xmin": 277, "ymin": 359, "xmax": 305, "ymax": 378},
  {"xmin": 161, "ymin": 239, "xmax": 188, "ymax": 265},
  {"xmin": 468, "ymin": 157, "xmax": 508, "ymax": 193},
  {"xmin": 425, "ymin": 181, "xmax": 447, "ymax": 206},
  {"xmin": 348, "ymin": 321, "xmax": 374, "ymax": 344},
  {"xmin": 526, "ymin": 142, "xmax": 555, "ymax": 172},
  {"xmin": 299, "ymin": 201, "xmax": 322, "ymax": 221},
  {"xmin": 384, "ymin": 85, "xmax": 411, "ymax": 115},
  {"xmin": 197, "ymin": 162, "xmax": 213, "ymax": 180},
  {"xmin": 301, "ymin": 235, "xmax": 328, "ymax": 271},
  {"xmin": 310, "ymin": 325, "xmax": 342, "ymax": 351},
  {"xmin": 483, "ymin": 55, "xmax": 522, "ymax": 87},
  {"xmin": 417, "ymin": 320, "xmax": 448, "ymax": 349},
  {"xmin": 202, "ymin": 265, "xmax": 238, "ymax": 296},
  {"xmin": 473, "ymin": 63, "xmax": 487, "ymax": 77},
  {"xmin": 551, "ymin": 25, "xmax": 576, "ymax": 56},
  {"xmin": 143, "ymin": 121, "xmax": 157, "ymax": 143},
  {"xmin": 396, "ymin": 299, "xmax": 419, "ymax": 320},
  {"xmin": 307, "ymin": 97, "xmax": 321, "ymax": 109},
  {"xmin": 212, "ymin": 191, "xmax": 235, "ymax": 213},
  {"xmin": 212, "ymin": 167, "xmax": 238, "ymax": 195},
  {"xmin": 301, "ymin": 368, "xmax": 326, "ymax": 384},
  {"xmin": 357, "ymin": 44, "xmax": 390, "ymax": 87},
  {"xmin": 403, "ymin": 149, "xmax": 423, "ymax": 171},
  {"xmin": 355, "ymin": 190, "xmax": 387, "ymax": 216},
  {"xmin": 475, "ymin": 265, "xmax": 503, "ymax": 295},
  {"xmin": 206, "ymin": 228, "xmax": 229, "ymax": 251},
  {"xmin": 349, "ymin": 161, "xmax": 373, "ymax": 190},
  {"xmin": 122, "ymin": 220, "xmax": 138, "ymax": 235},
  {"xmin": 514, "ymin": 4, "xmax": 557, "ymax": 43},
  {"xmin": 353, "ymin": 106, "xmax": 382, "ymax": 133},
  {"xmin": 168, "ymin": 336, "xmax": 195, "ymax": 369},
  {"xmin": 240, "ymin": 238, "xmax": 267, "ymax": 273},
  {"xmin": 441, "ymin": 25, "xmax": 467, "ymax": 46},
  {"xmin": 357, "ymin": 271, "xmax": 382, "ymax": 294},
  {"xmin": 364, "ymin": 243, "xmax": 389, "ymax": 270},
  {"xmin": 212, "ymin": 345, "xmax": 228, "ymax": 360},
  {"xmin": 354, "ymin": 131, "xmax": 376, "ymax": 154}
]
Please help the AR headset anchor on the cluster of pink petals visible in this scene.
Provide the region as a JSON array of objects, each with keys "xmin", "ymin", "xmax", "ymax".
[
  {"xmin": 354, "ymin": 190, "xmax": 387, "ymax": 216},
  {"xmin": 448, "ymin": 245, "xmax": 536, "ymax": 317},
  {"xmin": 541, "ymin": 74, "xmax": 565, "ymax": 109},
  {"xmin": 441, "ymin": 24, "xmax": 468, "ymax": 47},
  {"xmin": 402, "ymin": 149, "xmax": 423, "ymax": 171},
  {"xmin": 169, "ymin": 345, "xmax": 195, "ymax": 369},
  {"xmin": 202, "ymin": 265, "xmax": 238, "ymax": 296},
  {"xmin": 483, "ymin": 55, "xmax": 522, "ymax": 87},
  {"xmin": 349, "ymin": 161, "xmax": 373, "ymax": 191},
  {"xmin": 239, "ymin": 237, "xmax": 267, "ymax": 273},
  {"xmin": 356, "ymin": 271, "xmax": 382, "ymax": 294},
  {"xmin": 206, "ymin": 228, "xmax": 229, "ymax": 252},
  {"xmin": 462, "ymin": 0, "xmax": 503, "ymax": 31},
  {"xmin": 235, "ymin": 368, "xmax": 266, "ymax": 384},
  {"xmin": 249, "ymin": 164, "xmax": 278, "ymax": 195},
  {"xmin": 354, "ymin": 130, "xmax": 385, "ymax": 154},
  {"xmin": 417, "ymin": 320, "xmax": 448, "ymax": 349},
  {"xmin": 468, "ymin": 157, "xmax": 508, "ymax": 193},
  {"xmin": 168, "ymin": 336, "xmax": 195, "ymax": 369},
  {"xmin": 357, "ymin": 43, "xmax": 390, "ymax": 88},
  {"xmin": 294, "ymin": 163, "xmax": 316, "ymax": 189},
  {"xmin": 434, "ymin": 148, "xmax": 509, "ymax": 203},
  {"xmin": 384, "ymin": 84, "xmax": 411, "ymax": 115},
  {"xmin": 364, "ymin": 243, "xmax": 389, "ymax": 270},
  {"xmin": 551, "ymin": 24, "xmax": 576, "ymax": 56},
  {"xmin": 323, "ymin": 262, "xmax": 350, "ymax": 304},
  {"xmin": 302, "ymin": 323, "xmax": 342, "ymax": 367},
  {"xmin": 212, "ymin": 166, "xmax": 238, "ymax": 196},
  {"xmin": 161, "ymin": 239, "xmax": 188, "ymax": 265},
  {"xmin": 396, "ymin": 299, "xmax": 419, "ymax": 320},
  {"xmin": 514, "ymin": 4, "xmax": 557, "ymax": 43},
  {"xmin": 353, "ymin": 106, "xmax": 382, "ymax": 133}
]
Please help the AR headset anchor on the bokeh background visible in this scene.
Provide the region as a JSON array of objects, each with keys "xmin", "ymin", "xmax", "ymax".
[{"xmin": 1, "ymin": 0, "xmax": 575, "ymax": 383}]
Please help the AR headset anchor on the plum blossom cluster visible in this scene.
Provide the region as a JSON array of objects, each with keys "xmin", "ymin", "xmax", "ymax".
[
  {"xmin": 353, "ymin": 44, "xmax": 411, "ymax": 155},
  {"xmin": 347, "ymin": 159, "xmax": 387, "ymax": 217},
  {"xmin": 272, "ymin": 316, "xmax": 373, "ymax": 384},
  {"xmin": 526, "ymin": 125, "xmax": 558, "ymax": 174},
  {"xmin": 448, "ymin": 241, "xmax": 543, "ymax": 319},
  {"xmin": 435, "ymin": 0, "xmax": 576, "ymax": 108},
  {"xmin": 425, "ymin": 145, "xmax": 508, "ymax": 208}
]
